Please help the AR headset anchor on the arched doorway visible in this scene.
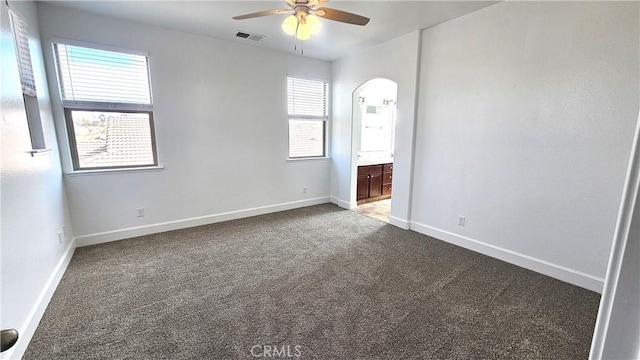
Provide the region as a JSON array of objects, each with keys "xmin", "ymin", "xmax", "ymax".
[{"xmin": 351, "ymin": 79, "xmax": 398, "ymax": 222}]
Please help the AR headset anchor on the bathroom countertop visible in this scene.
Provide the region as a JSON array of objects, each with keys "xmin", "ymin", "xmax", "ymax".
[{"xmin": 357, "ymin": 159, "xmax": 394, "ymax": 166}]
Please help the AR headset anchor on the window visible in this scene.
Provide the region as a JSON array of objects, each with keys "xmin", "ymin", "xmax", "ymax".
[
  {"xmin": 9, "ymin": 10, "xmax": 46, "ymax": 150},
  {"xmin": 53, "ymin": 42, "xmax": 157, "ymax": 170},
  {"xmin": 287, "ymin": 77, "xmax": 328, "ymax": 158}
]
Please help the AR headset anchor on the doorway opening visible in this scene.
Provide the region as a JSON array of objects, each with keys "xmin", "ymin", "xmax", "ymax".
[{"xmin": 352, "ymin": 79, "xmax": 398, "ymax": 223}]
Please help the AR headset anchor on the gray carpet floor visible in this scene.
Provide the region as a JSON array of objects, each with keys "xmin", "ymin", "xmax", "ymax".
[{"xmin": 25, "ymin": 204, "xmax": 600, "ymax": 359}]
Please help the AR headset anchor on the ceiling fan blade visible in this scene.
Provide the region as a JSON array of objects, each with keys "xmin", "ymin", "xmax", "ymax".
[
  {"xmin": 233, "ymin": 9, "xmax": 291, "ymax": 20},
  {"xmin": 315, "ymin": 7, "xmax": 370, "ymax": 26}
]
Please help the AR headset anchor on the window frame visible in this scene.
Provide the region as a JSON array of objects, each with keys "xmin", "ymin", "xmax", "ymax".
[
  {"xmin": 287, "ymin": 76, "xmax": 329, "ymax": 160},
  {"xmin": 288, "ymin": 117, "xmax": 327, "ymax": 159},
  {"xmin": 64, "ymin": 108, "xmax": 158, "ymax": 171},
  {"xmin": 52, "ymin": 40, "xmax": 158, "ymax": 171}
]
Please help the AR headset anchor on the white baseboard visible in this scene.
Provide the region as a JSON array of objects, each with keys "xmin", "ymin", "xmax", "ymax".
[
  {"xmin": 330, "ymin": 196, "xmax": 356, "ymax": 210},
  {"xmin": 389, "ymin": 216, "xmax": 410, "ymax": 230},
  {"xmin": 410, "ymin": 221, "xmax": 605, "ymax": 293},
  {"xmin": 2, "ymin": 240, "xmax": 76, "ymax": 360},
  {"xmin": 76, "ymin": 197, "xmax": 331, "ymax": 247}
]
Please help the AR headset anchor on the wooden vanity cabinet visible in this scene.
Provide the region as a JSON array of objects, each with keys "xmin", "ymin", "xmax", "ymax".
[
  {"xmin": 382, "ymin": 163, "xmax": 393, "ymax": 195},
  {"xmin": 357, "ymin": 163, "xmax": 392, "ymax": 202}
]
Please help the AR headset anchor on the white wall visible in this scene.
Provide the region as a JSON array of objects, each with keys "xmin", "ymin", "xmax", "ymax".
[
  {"xmin": 331, "ymin": 31, "xmax": 420, "ymax": 228},
  {"xmin": 0, "ymin": 1, "xmax": 75, "ymax": 358},
  {"xmin": 36, "ymin": 3, "xmax": 332, "ymax": 244},
  {"xmin": 411, "ymin": 1, "xmax": 639, "ymax": 291}
]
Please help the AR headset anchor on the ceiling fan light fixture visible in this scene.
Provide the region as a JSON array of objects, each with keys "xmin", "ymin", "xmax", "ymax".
[
  {"xmin": 296, "ymin": 21, "xmax": 312, "ymax": 40},
  {"xmin": 282, "ymin": 15, "xmax": 297, "ymax": 35},
  {"xmin": 306, "ymin": 14, "xmax": 322, "ymax": 34}
]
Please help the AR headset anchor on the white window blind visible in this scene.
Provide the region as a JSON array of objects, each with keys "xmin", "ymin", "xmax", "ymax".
[
  {"xmin": 287, "ymin": 77, "xmax": 328, "ymax": 118},
  {"xmin": 54, "ymin": 43, "xmax": 151, "ymax": 105},
  {"xmin": 9, "ymin": 10, "xmax": 36, "ymax": 96}
]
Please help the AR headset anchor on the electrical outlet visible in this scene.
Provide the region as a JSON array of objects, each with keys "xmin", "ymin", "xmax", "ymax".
[
  {"xmin": 57, "ymin": 231, "xmax": 63, "ymax": 244},
  {"xmin": 303, "ymin": 187, "xmax": 307, "ymax": 194},
  {"xmin": 457, "ymin": 215, "xmax": 466, "ymax": 226},
  {"xmin": 137, "ymin": 207, "xmax": 145, "ymax": 217}
]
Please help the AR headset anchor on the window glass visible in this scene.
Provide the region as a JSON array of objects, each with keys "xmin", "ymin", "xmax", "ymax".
[
  {"xmin": 289, "ymin": 119, "xmax": 325, "ymax": 158},
  {"xmin": 67, "ymin": 110, "xmax": 156, "ymax": 169}
]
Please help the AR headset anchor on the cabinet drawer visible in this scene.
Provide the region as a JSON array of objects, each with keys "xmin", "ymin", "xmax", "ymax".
[
  {"xmin": 383, "ymin": 163, "xmax": 393, "ymax": 172},
  {"xmin": 383, "ymin": 171, "xmax": 392, "ymax": 185},
  {"xmin": 382, "ymin": 184, "xmax": 392, "ymax": 195},
  {"xmin": 358, "ymin": 165, "xmax": 383, "ymax": 175}
]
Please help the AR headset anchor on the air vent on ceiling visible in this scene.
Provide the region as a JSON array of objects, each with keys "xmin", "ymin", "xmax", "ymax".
[{"xmin": 235, "ymin": 31, "xmax": 265, "ymax": 42}]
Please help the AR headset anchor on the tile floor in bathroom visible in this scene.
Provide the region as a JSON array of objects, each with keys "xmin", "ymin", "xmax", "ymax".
[{"xmin": 354, "ymin": 198, "xmax": 391, "ymax": 223}]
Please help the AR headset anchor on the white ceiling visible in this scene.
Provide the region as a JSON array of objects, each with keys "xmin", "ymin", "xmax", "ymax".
[{"xmin": 42, "ymin": 1, "xmax": 498, "ymax": 61}]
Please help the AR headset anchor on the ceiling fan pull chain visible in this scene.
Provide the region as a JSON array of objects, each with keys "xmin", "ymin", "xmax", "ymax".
[{"xmin": 294, "ymin": 20, "xmax": 302, "ymax": 55}]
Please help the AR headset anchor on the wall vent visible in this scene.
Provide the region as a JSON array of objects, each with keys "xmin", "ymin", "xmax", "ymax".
[{"xmin": 235, "ymin": 31, "xmax": 265, "ymax": 42}]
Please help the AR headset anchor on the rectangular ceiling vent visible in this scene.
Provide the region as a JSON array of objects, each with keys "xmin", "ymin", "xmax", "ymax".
[{"xmin": 235, "ymin": 31, "xmax": 265, "ymax": 42}]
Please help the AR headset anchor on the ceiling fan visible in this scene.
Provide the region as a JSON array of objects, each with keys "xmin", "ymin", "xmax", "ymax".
[{"xmin": 232, "ymin": 0, "xmax": 370, "ymax": 41}]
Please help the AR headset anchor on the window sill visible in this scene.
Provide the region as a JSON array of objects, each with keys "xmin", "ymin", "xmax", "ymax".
[
  {"xmin": 287, "ymin": 157, "xmax": 331, "ymax": 162},
  {"xmin": 66, "ymin": 166, "xmax": 164, "ymax": 176},
  {"xmin": 30, "ymin": 149, "xmax": 52, "ymax": 157}
]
